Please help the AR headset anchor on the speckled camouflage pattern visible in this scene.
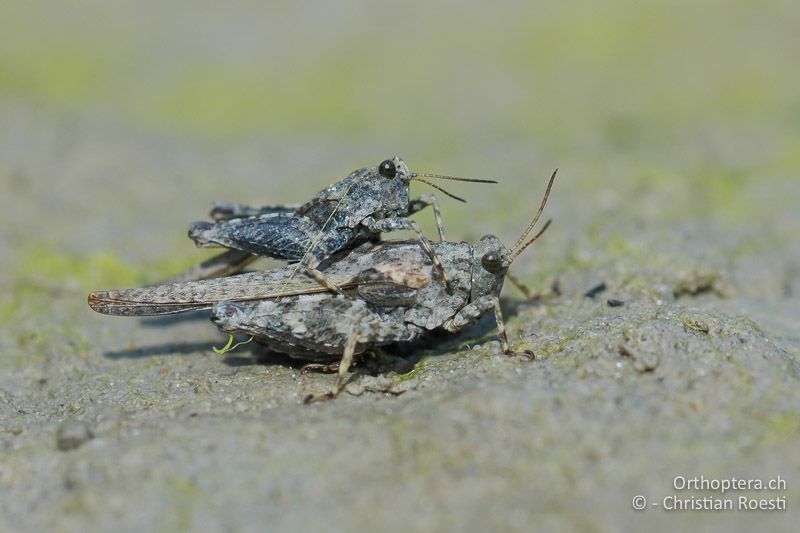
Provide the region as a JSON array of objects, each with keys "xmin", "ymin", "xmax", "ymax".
[{"xmin": 184, "ymin": 156, "xmax": 483, "ymax": 290}]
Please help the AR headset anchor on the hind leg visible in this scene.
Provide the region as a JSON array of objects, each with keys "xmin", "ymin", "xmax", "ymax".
[
  {"xmin": 303, "ymin": 332, "xmax": 359, "ymax": 404},
  {"xmin": 158, "ymin": 250, "xmax": 258, "ymax": 284}
]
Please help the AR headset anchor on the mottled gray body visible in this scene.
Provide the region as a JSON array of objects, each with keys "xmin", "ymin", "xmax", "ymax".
[
  {"xmin": 205, "ymin": 165, "xmax": 559, "ymax": 403},
  {"xmin": 88, "ymin": 170, "xmax": 555, "ymax": 402},
  {"xmin": 88, "ymin": 241, "xmax": 434, "ymax": 316},
  {"xmin": 89, "ymin": 236, "xmax": 521, "ymax": 402},
  {"xmin": 185, "ymin": 157, "xmax": 462, "ymax": 291},
  {"xmin": 190, "ymin": 163, "xmax": 408, "ymax": 260},
  {"xmin": 205, "ymin": 234, "xmax": 534, "ymax": 404},
  {"xmin": 213, "ymin": 296, "xmax": 418, "ymax": 361},
  {"xmin": 207, "ymin": 240, "xmax": 476, "ymax": 356}
]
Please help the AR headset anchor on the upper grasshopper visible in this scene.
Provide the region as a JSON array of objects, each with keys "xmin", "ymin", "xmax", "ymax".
[
  {"xmin": 89, "ymin": 170, "xmax": 557, "ymax": 403},
  {"xmin": 184, "ymin": 156, "xmax": 496, "ymax": 292}
]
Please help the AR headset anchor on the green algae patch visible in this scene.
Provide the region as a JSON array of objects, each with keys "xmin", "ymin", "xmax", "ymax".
[
  {"xmin": 212, "ymin": 335, "xmax": 253, "ymax": 356},
  {"xmin": 2, "ymin": 249, "xmax": 126, "ymax": 323},
  {"xmin": 139, "ymin": 59, "xmax": 372, "ymax": 138},
  {"xmin": 764, "ymin": 412, "xmax": 800, "ymax": 438},
  {"xmin": 0, "ymin": 40, "xmax": 116, "ymax": 108},
  {"xmin": 679, "ymin": 312, "xmax": 711, "ymax": 334},
  {"xmin": 395, "ymin": 356, "xmax": 431, "ymax": 383},
  {"xmin": 4, "ymin": 247, "xmax": 144, "ymax": 319},
  {"xmin": 164, "ymin": 476, "xmax": 202, "ymax": 532},
  {"xmin": 13, "ymin": 245, "xmax": 142, "ymax": 290}
]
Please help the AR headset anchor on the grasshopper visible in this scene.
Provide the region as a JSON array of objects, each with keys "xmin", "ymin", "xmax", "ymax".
[
  {"xmin": 88, "ymin": 170, "xmax": 556, "ymax": 403},
  {"xmin": 184, "ymin": 157, "xmax": 496, "ymax": 292}
]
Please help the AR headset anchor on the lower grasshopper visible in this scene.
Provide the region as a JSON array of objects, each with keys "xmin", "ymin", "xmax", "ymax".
[{"xmin": 88, "ymin": 171, "xmax": 556, "ymax": 403}]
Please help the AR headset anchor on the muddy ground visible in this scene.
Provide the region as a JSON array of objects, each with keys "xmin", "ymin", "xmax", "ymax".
[{"xmin": 1, "ymin": 1, "xmax": 799, "ymax": 531}]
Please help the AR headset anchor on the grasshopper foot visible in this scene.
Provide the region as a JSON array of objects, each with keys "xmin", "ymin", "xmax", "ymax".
[
  {"xmin": 445, "ymin": 282, "xmax": 454, "ymax": 295},
  {"xmin": 303, "ymin": 325, "xmax": 358, "ymax": 404},
  {"xmin": 300, "ymin": 362, "xmax": 340, "ymax": 375},
  {"xmin": 303, "ymin": 390, "xmax": 337, "ymax": 404},
  {"xmin": 504, "ymin": 348, "xmax": 535, "ymax": 360}
]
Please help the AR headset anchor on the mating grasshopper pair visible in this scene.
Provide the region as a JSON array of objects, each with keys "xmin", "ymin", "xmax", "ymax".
[{"xmin": 89, "ymin": 157, "xmax": 555, "ymax": 403}]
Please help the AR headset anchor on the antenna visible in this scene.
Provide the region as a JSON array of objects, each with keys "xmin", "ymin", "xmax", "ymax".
[{"xmin": 508, "ymin": 169, "xmax": 557, "ymax": 254}]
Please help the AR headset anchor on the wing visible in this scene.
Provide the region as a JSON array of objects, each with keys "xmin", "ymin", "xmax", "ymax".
[
  {"xmin": 188, "ymin": 214, "xmax": 317, "ymax": 260},
  {"xmin": 88, "ymin": 268, "xmax": 362, "ymax": 317},
  {"xmin": 89, "ymin": 241, "xmax": 440, "ymax": 317}
]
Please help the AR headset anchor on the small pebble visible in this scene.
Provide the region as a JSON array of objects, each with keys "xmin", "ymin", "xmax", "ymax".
[
  {"xmin": 607, "ymin": 299, "xmax": 624, "ymax": 307},
  {"xmin": 56, "ymin": 419, "xmax": 94, "ymax": 451},
  {"xmin": 585, "ymin": 282, "xmax": 607, "ymax": 299}
]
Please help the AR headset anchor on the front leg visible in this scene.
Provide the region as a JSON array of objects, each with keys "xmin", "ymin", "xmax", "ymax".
[
  {"xmin": 505, "ymin": 271, "xmax": 536, "ymax": 301},
  {"xmin": 366, "ymin": 217, "xmax": 450, "ymax": 290},
  {"xmin": 443, "ymin": 296, "xmax": 534, "ymax": 359},
  {"xmin": 505, "ymin": 271, "xmax": 561, "ymax": 302},
  {"xmin": 407, "ymin": 194, "xmax": 445, "ymax": 241}
]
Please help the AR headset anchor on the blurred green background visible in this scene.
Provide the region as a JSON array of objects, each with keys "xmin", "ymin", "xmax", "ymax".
[
  {"xmin": 2, "ymin": 0, "xmax": 798, "ymax": 309},
  {"xmin": 3, "ymin": 0, "xmax": 799, "ymax": 147},
  {"xmin": 1, "ymin": 0, "xmax": 798, "ymax": 237}
]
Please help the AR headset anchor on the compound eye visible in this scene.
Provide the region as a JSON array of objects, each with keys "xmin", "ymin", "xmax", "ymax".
[
  {"xmin": 378, "ymin": 159, "xmax": 397, "ymax": 178},
  {"xmin": 481, "ymin": 252, "xmax": 502, "ymax": 273}
]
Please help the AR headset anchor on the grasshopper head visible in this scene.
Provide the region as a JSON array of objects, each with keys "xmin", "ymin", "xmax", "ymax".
[
  {"xmin": 371, "ymin": 156, "xmax": 413, "ymax": 215},
  {"xmin": 470, "ymin": 169, "xmax": 557, "ymax": 301},
  {"xmin": 470, "ymin": 234, "xmax": 511, "ymax": 301},
  {"xmin": 377, "ymin": 156, "xmax": 412, "ymax": 181}
]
